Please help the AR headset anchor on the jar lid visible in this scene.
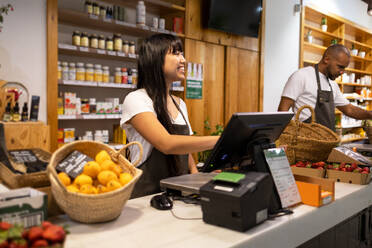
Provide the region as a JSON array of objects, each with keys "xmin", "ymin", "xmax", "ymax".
[
  {"xmin": 123, "ymin": 40, "xmax": 129, "ymax": 44},
  {"xmin": 69, "ymin": 62, "xmax": 76, "ymax": 67},
  {"xmin": 114, "ymin": 33, "xmax": 122, "ymax": 38},
  {"xmin": 121, "ymin": 67, "xmax": 127, "ymax": 72},
  {"xmin": 94, "ymin": 64, "xmax": 102, "ymax": 69},
  {"xmin": 77, "ymin": 62, "xmax": 84, "ymax": 67},
  {"xmin": 73, "ymin": 30, "xmax": 81, "ymax": 35},
  {"xmin": 102, "ymin": 66, "xmax": 109, "ymax": 70},
  {"xmin": 62, "ymin": 62, "xmax": 68, "ymax": 66},
  {"xmin": 86, "ymin": 63, "xmax": 94, "ymax": 67},
  {"xmin": 90, "ymin": 33, "xmax": 98, "ymax": 38},
  {"xmin": 129, "ymin": 41, "xmax": 135, "ymax": 45},
  {"xmin": 85, "ymin": 1, "xmax": 92, "ymax": 4},
  {"xmin": 115, "ymin": 67, "xmax": 121, "ymax": 71},
  {"xmin": 106, "ymin": 36, "xmax": 113, "ymax": 41},
  {"xmin": 99, "ymin": 35, "xmax": 105, "ymax": 39},
  {"xmin": 82, "ymin": 32, "xmax": 88, "ymax": 36},
  {"xmin": 86, "ymin": 131, "xmax": 93, "ymax": 135},
  {"xmin": 89, "ymin": 98, "xmax": 96, "ymax": 104}
]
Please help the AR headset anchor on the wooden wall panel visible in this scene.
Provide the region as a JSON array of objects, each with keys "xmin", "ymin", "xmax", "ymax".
[
  {"xmin": 225, "ymin": 47, "xmax": 260, "ymax": 123},
  {"xmin": 184, "ymin": 39, "xmax": 225, "ymax": 136},
  {"xmin": 185, "ymin": 0, "xmax": 259, "ymax": 51}
]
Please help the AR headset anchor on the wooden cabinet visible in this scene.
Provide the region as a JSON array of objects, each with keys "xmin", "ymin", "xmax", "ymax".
[{"xmin": 300, "ymin": 5, "xmax": 372, "ymax": 143}]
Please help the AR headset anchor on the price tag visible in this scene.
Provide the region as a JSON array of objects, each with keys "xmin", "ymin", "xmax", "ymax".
[
  {"xmin": 97, "ymin": 49, "xmax": 106, "ymax": 55},
  {"xmin": 107, "ymin": 51, "xmax": 116, "ymax": 56},
  {"xmin": 115, "ymin": 20, "xmax": 126, "ymax": 26},
  {"xmin": 142, "ymin": 26, "xmax": 150, "ymax": 30},
  {"xmin": 79, "ymin": 47, "xmax": 89, "ymax": 52},
  {"xmin": 128, "ymin": 53, "xmax": 136, "ymax": 59},
  {"xmin": 103, "ymin": 18, "xmax": 112, "ymax": 23},
  {"xmin": 117, "ymin": 52, "xmax": 125, "ymax": 57},
  {"xmin": 89, "ymin": 14, "xmax": 99, "ymax": 20},
  {"xmin": 58, "ymin": 44, "xmax": 77, "ymax": 50},
  {"xmin": 150, "ymin": 28, "xmax": 158, "ymax": 32}
]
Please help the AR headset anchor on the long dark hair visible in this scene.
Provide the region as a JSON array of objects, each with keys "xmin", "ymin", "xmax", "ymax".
[{"xmin": 137, "ymin": 34, "xmax": 184, "ymax": 175}]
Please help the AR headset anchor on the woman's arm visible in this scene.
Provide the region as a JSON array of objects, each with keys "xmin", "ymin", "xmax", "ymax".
[
  {"xmin": 188, "ymin": 154, "xmax": 198, "ymax": 174},
  {"xmin": 128, "ymin": 112, "xmax": 219, "ymax": 155}
]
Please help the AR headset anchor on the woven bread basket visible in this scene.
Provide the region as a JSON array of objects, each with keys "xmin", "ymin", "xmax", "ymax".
[
  {"xmin": 277, "ymin": 105, "xmax": 340, "ymax": 164},
  {"xmin": 47, "ymin": 140, "xmax": 143, "ymax": 223}
]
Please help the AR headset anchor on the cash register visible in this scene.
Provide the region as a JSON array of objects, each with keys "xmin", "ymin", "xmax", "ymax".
[{"xmin": 161, "ymin": 112, "xmax": 295, "ymax": 232}]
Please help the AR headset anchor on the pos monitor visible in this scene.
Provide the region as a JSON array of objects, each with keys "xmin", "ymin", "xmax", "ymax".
[{"xmin": 200, "ymin": 112, "xmax": 294, "ymax": 213}]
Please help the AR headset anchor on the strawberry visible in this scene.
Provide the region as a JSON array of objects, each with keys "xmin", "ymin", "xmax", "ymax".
[
  {"xmin": 28, "ymin": 227, "xmax": 43, "ymax": 242},
  {"xmin": 317, "ymin": 167, "xmax": 323, "ymax": 170},
  {"xmin": 327, "ymin": 164, "xmax": 333, "ymax": 169},
  {"xmin": 9, "ymin": 238, "xmax": 27, "ymax": 248},
  {"xmin": 0, "ymin": 240, "xmax": 8, "ymax": 248},
  {"xmin": 363, "ymin": 167, "xmax": 370, "ymax": 172},
  {"xmin": 334, "ymin": 167, "xmax": 340, "ymax": 171},
  {"xmin": 341, "ymin": 168, "xmax": 347, "ymax": 172},
  {"xmin": 0, "ymin": 222, "xmax": 12, "ymax": 230},
  {"xmin": 362, "ymin": 171, "xmax": 369, "ymax": 174},
  {"xmin": 31, "ymin": 239, "xmax": 48, "ymax": 247},
  {"xmin": 340, "ymin": 162, "xmax": 346, "ymax": 169},
  {"xmin": 42, "ymin": 226, "xmax": 65, "ymax": 243},
  {"xmin": 41, "ymin": 222, "xmax": 52, "ymax": 230},
  {"xmin": 318, "ymin": 161, "xmax": 325, "ymax": 167},
  {"xmin": 351, "ymin": 163, "xmax": 358, "ymax": 169}
]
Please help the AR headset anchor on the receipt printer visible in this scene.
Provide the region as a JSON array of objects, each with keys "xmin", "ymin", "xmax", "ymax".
[{"xmin": 200, "ymin": 171, "xmax": 273, "ymax": 232}]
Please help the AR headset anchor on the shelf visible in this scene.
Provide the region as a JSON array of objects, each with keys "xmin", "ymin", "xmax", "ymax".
[
  {"xmin": 350, "ymin": 55, "xmax": 372, "ymax": 63},
  {"xmin": 304, "ymin": 24, "xmax": 341, "ymax": 40},
  {"xmin": 344, "ymin": 67, "xmax": 372, "ymax": 75},
  {"xmin": 100, "ymin": 0, "xmax": 185, "ymax": 15},
  {"xmin": 303, "ymin": 42, "xmax": 327, "ymax": 52},
  {"xmin": 342, "ymin": 83, "xmax": 371, "ymax": 87},
  {"xmin": 344, "ymin": 38, "xmax": 372, "ymax": 50},
  {"xmin": 341, "ymin": 137, "xmax": 367, "ymax": 143},
  {"xmin": 58, "ymin": 44, "xmax": 138, "ymax": 62},
  {"xmin": 345, "ymin": 97, "xmax": 372, "ymax": 101},
  {"xmin": 58, "ymin": 9, "xmax": 185, "ymax": 39},
  {"xmin": 303, "ymin": 59, "xmax": 318, "ymax": 65},
  {"xmin": 58, "ymin": 80, "xmax": 137, "ymax": 89},
  {"xmin": 58, "ymin": 114, "xmax": 121, "ymax": 120}
]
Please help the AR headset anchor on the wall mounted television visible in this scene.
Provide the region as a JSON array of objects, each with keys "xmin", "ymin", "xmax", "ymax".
[{"xmin": 203, "ymin": 0, "xmax": 263, "ymax": 38}]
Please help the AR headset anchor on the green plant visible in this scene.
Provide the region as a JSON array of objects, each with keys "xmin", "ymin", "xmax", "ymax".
[
  {"xmin": 331, "ymin": 39, "xmax": 338, "ymax": 45},
  {"xmin": 0, "ymin": 4, "xmax": 14, "ymax": 32},
  {"xmin": 351, "ymin": 44, "xmax": 355, "ymax": 50},
  {"xmin": 197, "ymin": 119, "xmax": 224, "ymax": 163},
  {"xmin": 321, "ymin": 17, "xmax": 327, "ymax": 25}
]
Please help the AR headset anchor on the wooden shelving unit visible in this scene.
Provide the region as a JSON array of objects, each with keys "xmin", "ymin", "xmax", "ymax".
[{"xmin": 300, "ymin": 5, "xmax": 372, "ymax": 143}]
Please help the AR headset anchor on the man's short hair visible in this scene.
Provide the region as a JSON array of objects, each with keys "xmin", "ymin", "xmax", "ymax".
[{"xmin": 323, "ymin": 44, "xmax": 350, "ymax": 59}]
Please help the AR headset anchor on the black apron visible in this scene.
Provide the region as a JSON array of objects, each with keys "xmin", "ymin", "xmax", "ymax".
[
  {"xmin": 131, "ymin": 96, "xmax": 190, "ymax": 199},
  {"xmin": 304, "ymin": 64, "xmax": 336, "ymax": 131}
]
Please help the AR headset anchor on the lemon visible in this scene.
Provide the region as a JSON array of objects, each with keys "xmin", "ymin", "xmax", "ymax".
[
  {"xmin": 97, "ymin": 170, "xmax": 118, "ymax": 186},
  {"xmin": 106, "ymin": 180, "xmax": 122, "ymax": 192},
  {"xmin": 66, "ymin": 184, "xmax": 79, "ymax": 193},
  {"xmin": 83, "ymin": 161, "xmax": 101, "ymax": 179},
  {"xmin": 111, "ymin": 164, "xmax": 123, "ymax": 177},
  {"xmin": 100, "ymin": 160, "xmax": 117, "ymax": 171},
  {"xmin": 74, "ymin": 174, "xmax": 93, "ymax": 187},
  {"xmin": 58, "ymin": 172, "xmax": 71, "ymax": 186},
  {"xmin": 119, "ymin": 172, "xmax": 133, "ymax": 186},
  {"xmin": 79, "ymin": 184, "xmax": 96, "ymax": 194},
  {"xmin": 97, "ymin": 184, "xmax": 107, "ymax": 194},
  {"xmin": 95, "ymin": 150, "xmax": 111, "ymax": 165}
]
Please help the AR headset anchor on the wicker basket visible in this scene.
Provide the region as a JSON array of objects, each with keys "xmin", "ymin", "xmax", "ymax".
[
  {"xmin": 47, "ymin": 141, "xmax": 143, "ymax": 223},
  {"xmin": 277, "ymin": 105, "xmax": 340, "ymax": 164}
]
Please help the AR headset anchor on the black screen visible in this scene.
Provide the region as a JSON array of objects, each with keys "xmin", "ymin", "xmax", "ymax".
[
  {"xmin": 200, "ymin": 112, "xmax": 293, "ymax": 172},
  {"xmin": 206, "ymin": 0, "xmax": 263, "ymax": 37}
]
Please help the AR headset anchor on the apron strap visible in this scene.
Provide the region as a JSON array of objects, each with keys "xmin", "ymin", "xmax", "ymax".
[{"xmin": 170, "ymin": 94, "xmax": 190, "ymax": 131}]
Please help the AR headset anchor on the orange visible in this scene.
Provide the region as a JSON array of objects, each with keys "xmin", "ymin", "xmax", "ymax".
[
  {"xmin": 95, "ymin": 150, "xmax": 111, "ymax": 165},
  {"xmin": 58, "ymin": 172, "xmax": 71, "ymax": 186},
  {"xmin": 74, "ymin": 174, "xmax": 93, "ymax": 187},
  {"xmin": 83, "ymin": 161, "xmax": 101, "ymax": 179},
  {"xmin": 119, "ymin": 173, "xmax": 133, "ymax": 186},
  {"xmin": 97, "ymin": 170, "xmax": 118, "ymax": 186},
  {"xmin": 79, "ymin": 184, "xmax": 96, "ymax": 194},
  {"xmin": 106, "ymin": 180, "xmax": 122, "ymax": 192},
  {"xmin": 100, "ymin": 160, "xmax": 117, "ymax": 171},
  {"xmin": 66, "ymin": 184, "xmax": 79, "ymax": 193}
]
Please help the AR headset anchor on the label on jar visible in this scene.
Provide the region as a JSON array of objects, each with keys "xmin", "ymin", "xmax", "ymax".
[
  {"xmin": 72, "ymin": 36, "xmax": 81, "ymax": 46},
  {"xmin": 103, "ymin": 74, "xmax": 109, "ymax": 83},
  {"xmin": 115, "ymin": 74, "xmax": 121, "ymax": 84},
  {"xmin": 94, "ymin": 73, "xmax": 103, "ymax": 82},
  {"xmin": 69, "ymin": 70, "xmax": 76, "ymax": 81},
  {"xmin": 90, "ymin": 39, "xmax": 98, "ymax": 49},
  {"xmin": 76, "ymin": 71, "xmax": 85, "ymax": 81},
  {"xmin": 86, "ymin": 71, "xmax": 94, "ymax": 81},
  {"xmin": 114, "ymin": 40, "xmax": 122, "ymax": 51},
  {"xmin": 106, "ymin": 41, "xmax": 113, "ymax": 51},
  {"xmin": 98, "ymin": 40, "xmax": 105, "ymax": 50},
  {"xmin": 81, "ymin": 37, "xmax": 89, "ymax": 47}
]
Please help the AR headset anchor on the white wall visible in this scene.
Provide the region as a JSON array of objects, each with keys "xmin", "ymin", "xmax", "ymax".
[
  {"xmin": 263, "ymin": 0, "xmax": 372, "ymax": 112},
  {"xmin": 0, "ymin": 0, "xmax": 46, "ymax": 122}
]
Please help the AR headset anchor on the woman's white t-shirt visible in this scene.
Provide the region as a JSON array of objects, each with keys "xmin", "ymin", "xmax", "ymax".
[{"xmin": 120, "ymin": 89, "xmax": 193, "ymax": 166}]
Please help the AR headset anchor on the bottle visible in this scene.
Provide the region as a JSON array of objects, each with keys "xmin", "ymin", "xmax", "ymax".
[
  {"xmin": 62, "ymin": 62, "xmax": 69, "ymax": 80},
  {"xmin": 76, "ymin": 62, "xmax": 85, "ymax": 81},
  {"xmin": 136, "ymin": 1, "xmax": 146, "ymax": 26},
  {"xmin": 90, "ymin": 34, "xmax": 98, "ymax": 49},
  {"xmin": 72, "ymin": 30, "xmax": 81, "ymax": 46},
  {"xmin": 132, "ymin": 69, "xmax": 138, "ymax": 84},
  {"xmin": 100, "ymin": 6, "xmax": 106, "ymax": 18},
  {"xmin": 121, "ymin": 68, "xmax": 128, "ymax": 84},
  {"xmin": 94, "ymin": 64, "xmax": 103, "ymax": 82},
  {"xmin": 129, "ymin": 41, "xmax": 136, "ymax": 55},
  {"xmin": 12, "ymin": 102, "xmax": 21, "ymax": 122},
  {"xmin": 21, "ymin": 102, "xmax": 29, "ymax": 121},
  {"xmin": 93, "ymin": 2, "xmax": 100, "ymax": 16},
  {"xmin": 103, "ymin": 66, "xmax": 110, "ymax": 83},
  {"xmin": 115, "ymin": 67, "xmax": 122, "ymax": 83},
  {"xmin": 3, "ymin": 102, "xmax": 12, "ymax": 122},
  {"xmin": 68, "ymin": 62, "xmax": 76, "ymax": 81},
  {"xmin": 114, "ymin": 33, "xmax": 122, "ymax": 51},
  {"xmin": 102, "ymin": 130, "xmax": 109, "ymax": 144},
  {"xmin": 58, "ymin": 61, "xmax": 62, "ymax": 80},
  {"xmin": 94, "ymin": 130, "xmax": 103, "ymax": 142},
  {"xmin": 85, "ymin": 131, "xmax": 93, "ymax": 141},
  {"xmin": 81, "ymin": 32, "xmax": 89, "ymax": 47},
  {"xmin": 106, "ymin": 36, "xmax": 113, "ymax": 51},
  {"xmin": 85, "ymin": 63, "xmax": 94, "ymax": 81},
  {"xmin": 122, "ymin": 40, "xmax": 129, "ymax": 54},
  {"xmin": 89, "ymin": 98, "xmax": 97, "ymax": 113},
  {"xmin": 98, "ymin": 35, "xmax": 105, "ymax": 50},
  {"xmin": 127, "ymin": 68, "xmax": 132, "ymax": 84},
  {"xmin": 85, "ymin": 1, "xmax": 93, "ymax": 15}
]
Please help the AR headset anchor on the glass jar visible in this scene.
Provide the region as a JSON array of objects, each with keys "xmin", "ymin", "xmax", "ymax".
[
  {"xmin": 127, "ymin": 68, "xmax": 132, "ymax": 84},
  {"xmin": 132, "ymin": 69, "xmax": 138, "ymax": 85},
  {"xmin": 68, "ymin": 62, "xmax": 76, "ymax": 80},
  {"xmin": 85, "ymin": 1, "xmax": 93, "ymax": 15},
  {"xmin": 121, "ymin": 67, "xmax": 128, "ymax": 84},
  {"xmin": 122, "ymin": 40, "xmax": 129, "ymax": 54},
  {"xmin": 85, "ymin": 63, "xmax": 94, "ymax": 81},
  {"xmin": 93, "ymin": 3, "xmax": 100, "ymax": 16},
  {"xmin": 100, "ymin": 6, "xmax": 106, "ymax": 18},
  {"xmin": 62, "ymin": 62, "xmax": 69, "ymax": 80},
  {"xmin": 115, "ymin": 67, "xmax": 122, "ymax": 83},
  {"xmin": 94, "ymin": 130, "xmax": 103, "ymax": 142},
  {"xmin": 81, "ymin": 32, "xmax": 89, "ymax": 47},
  {"xmin": 89, "ymin": 98, "xmax": 97, "ymax": 114},
  {"xmin": 98, "ymin": 35, "xmax": 105, "ymax": 50},
  {"xmin": 90, "ymin": 34, "xmax": 98, "ymax": 49},
  {"xmin": 58, "ymin": 61, "xmax": 62, "ymax": 80},
  {"xmin": 129, "ymin": 41, "xmax": 136, "ymax": 54},
  {"xmin": 72, "ymin": 30, "xmax": 81, "ymax": 46},
  {"xmin": 114, "ymin": 33, "xmax": 122, "ymax": 51},
  {"xmin": 76, "ymin": 62, "xmax": 85, "ymax": 81},
  {"xmin": 94, "ymin": 64, "xmax": 103, "ymax": 82},
  {"xmin": 102, "ymin": 130, "xmax": 109, "ymax": 144},
  {"xmin": 85, "ymin": 131, "xmax": 93, "ymax": 141},
  {"xmin": 106, "ymin": 36, "xmax": 113, "ymax": 51},
  {"xmin": 103, "ymin": 66, "xmax": 110, "ymax": 83}
]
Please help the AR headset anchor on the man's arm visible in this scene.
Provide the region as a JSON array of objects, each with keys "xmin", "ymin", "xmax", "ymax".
[
  {"xmin": 337, "ymin": 104, "xmax": 372, "ymax": 120},
  {"xmin": 278, "ymin": 97, "xmax": 295, "ymax": 111}
]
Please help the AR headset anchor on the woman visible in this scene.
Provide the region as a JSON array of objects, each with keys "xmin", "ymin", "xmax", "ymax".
[{"xmin": 121, "ymin": 34, "xmax": 219, "ymax": 198}]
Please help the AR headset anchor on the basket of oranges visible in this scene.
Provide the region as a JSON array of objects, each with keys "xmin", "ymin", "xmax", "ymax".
[{"xmin": 47, "ymin": 140, "xmax": 143, "ymax": 223}]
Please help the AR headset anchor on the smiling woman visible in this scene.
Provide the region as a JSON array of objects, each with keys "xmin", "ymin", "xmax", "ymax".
[{"xmin": 120, "ymin": 34, "xmax": 219, "ymax": 198}]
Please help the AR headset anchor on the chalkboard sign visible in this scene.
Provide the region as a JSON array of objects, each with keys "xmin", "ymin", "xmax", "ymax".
[
  {"xmin": 9, "ymin": 150, "xmax": 38, "ymax": 164},
  {"xmin": 56, "ymin": 150, "xmax": 93, "ymax": 179}
]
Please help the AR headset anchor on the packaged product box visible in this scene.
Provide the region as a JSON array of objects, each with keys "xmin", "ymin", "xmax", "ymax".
[
  {"xmin": 105, "ymin": 98, "xmax": 120, "ymax": 114},
  {"xmin": 63, "ymin": 128, "xmax": 75, "ymax": 143},
  {"xmin": 291, "ymin": 166, "xmax": 325, "ymax": 178},
  {"xmin": 0, "ymin": 187, "xmax": 47, "ymax": 228},
  {"xmin": 327, "ymin": 146, "xmax": 372, "ymax": 165},
  {"xmin": 326, "ymin": 169, "xmax": 371, "ymax": 185}
]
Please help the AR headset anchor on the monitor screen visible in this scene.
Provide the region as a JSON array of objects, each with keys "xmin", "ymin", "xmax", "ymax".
[
  {"xmin": 200, "ymin": 112, "xmax": 293, "ymax": 172},
  {"xmin": 204, "ymin": 0, "xmax": 263, "ymax": 37}
]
